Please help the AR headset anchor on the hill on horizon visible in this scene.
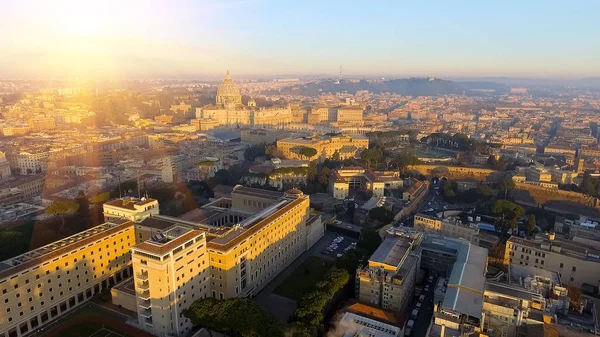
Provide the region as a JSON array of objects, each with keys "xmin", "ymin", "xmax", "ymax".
[{"xmin": 277, "ymin": 78, "xmax": 511, "ymax": 96}]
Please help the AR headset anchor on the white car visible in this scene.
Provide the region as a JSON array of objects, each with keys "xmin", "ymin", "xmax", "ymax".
[{"xmin": 416, "ymin": 302, "xmax": 422, "ymax": 309}]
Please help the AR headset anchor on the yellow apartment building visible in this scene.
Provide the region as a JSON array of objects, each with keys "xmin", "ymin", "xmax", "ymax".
[
  {"xmin": 0, "ymin": 219, "xmax": 136, "ymax": 337},
  {"xmin": 131, "ymin": 227, "xmax": 210, "ymax": 337}
]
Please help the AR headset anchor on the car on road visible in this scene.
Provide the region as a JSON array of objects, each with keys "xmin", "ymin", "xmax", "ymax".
[
  {"xmin": 419, "ymin": 295, "xmax": 425, "ymax": 302},
  {"xmin": 428, "ymin": 276, "xmax": 434, "ymax": 283},
  {"xmin": 404, "ymin": 328, "xmax": 412, "ymax": 336},
  {"xmin": 411, "ymin": 309, "xmax": 419, "ymax": 319},
  {"xmin": 424, "ymin": 285, "xmax": 430, "ymax": 292}
]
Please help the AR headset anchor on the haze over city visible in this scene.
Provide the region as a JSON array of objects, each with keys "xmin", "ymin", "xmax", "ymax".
[{"xmin": 1, "ymin": 0, "xmax": 599, "ymax": 79}]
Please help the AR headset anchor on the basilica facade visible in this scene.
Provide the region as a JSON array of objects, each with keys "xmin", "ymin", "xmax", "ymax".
[{"xmin": 195, "ymin": 71, "xmax": 293, "ymax": 129}]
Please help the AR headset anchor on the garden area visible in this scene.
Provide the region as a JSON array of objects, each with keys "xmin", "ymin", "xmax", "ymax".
[{"xmin": 273, "ymin": 256, "xmax": 335, "ymax": 302}]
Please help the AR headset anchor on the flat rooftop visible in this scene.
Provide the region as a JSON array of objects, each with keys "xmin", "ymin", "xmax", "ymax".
[
  {"xmin": 0, "ymin": 219, "xmax": 133, "ymax": 280},
  {"xmin": 113, "ymin": 276, "xmax": 136, "ymax": 296},
  {"xmin": 232, "ymin": 185, "xmax": 284, "ymax": 200},
  {"xmin": 485, "ymin": 281, "xmax": 540, "ymax": 302},
  {"xmin": 508, "ymin": 234, "xmax": 600, "ymax": 263},
  {"xmin": 369, "ymin": 236, "xmax": 412, "ymax": 269},
  {"xmin": 438, "ymin": 237, "xmax": 488, "ymax": 319},
  {"xmin": 104, "ymin": 197, "xmax": 157, "ymax": 210},
  {"xmin": 132, "ymin": 226, "xmax": 204, "ymax": 256}
]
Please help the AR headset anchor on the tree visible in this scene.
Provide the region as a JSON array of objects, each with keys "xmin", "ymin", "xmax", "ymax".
[
  {"xmin": 361, "ymin": 148, "xmax": 383, "ymax": 168},
  {"xmin": 332, "ymin": 150, "xmax": 341, "ymax": 161},
  {"xmin": 299, "ymin": 147, "xmax": 318, "ymax": 160},
  {"xmin": 184, "ymin": 297, "xmax": 283, "ymax": 337},
  {"xmin": 307, "ymin": 161, "xmax": 318, "ymax": 180},
  {"xmin": 265, "ymin": 144, "xmax": 280, "ymax": 159},
  {"xmin": 317, "ymin": 167, "xmax": 331, "ymax": 185},
  {"xmin": 45, "ymin": 201, "xmax": 79, "ymax": 233},
  {"xmin": 346, "ymin": 201, "xmax": 356, "ymax": 218},
  {"xmin": 491, "ymin": 200, "xmax": 525, "ymax": 234},
  {"xmin": 476, "ymin": 185, "xmax": 494, "ymax": 197},
  {"xmin": 244, "ymin": 145, "xmax": 266, "ymax": 162},
  {"xmin": 368, "ymin": 207, "xmax": 394, "ymax": 225},
  {"xmin": 396, "ymin": 153, "xmax": 420, "ymax": 172},
  {"xmin": 213, "ymin": 169, "xmax": 231, "ymax": 185},
  {"xmin": 498, "ymin": 178, "xmax": 516, "ymax": 192},
  {"xmin": 579, "ymin": 172, "xmax": 600, "ymax": 197},
  {"xmin": 527, "ymin": 215, "xmax": 537, "ymax": 236},
  {"xmin": 356, "ymin": 228, "xmax": 382, "ymax": 255}
]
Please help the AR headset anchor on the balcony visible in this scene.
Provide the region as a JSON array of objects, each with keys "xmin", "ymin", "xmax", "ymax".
[
  {"xmin": 139, "ymin": 308, "xmax": 152, "ymax": 318},
  {"xmin": 136, "ymin": 271, "xmax": 149, "ymax": 281},
  {"xmin": 137, "ymin": 280, "xmax": 150, "ymax": 290},
  {"xmin": 139, "ymin": 290, "xmax": 151, "ymax": 300},
  {"xmin": 143, "ymin": 317, "xmax": 153, "ymax": 326},
  {"xmin": 139, "ymin": 299, "xmax": 151, "ymax": 309}
]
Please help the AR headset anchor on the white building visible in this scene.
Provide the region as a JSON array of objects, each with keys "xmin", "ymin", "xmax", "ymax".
[{"xmin": 103, "ymin": 197, "xmax": 160, "ymax": 223}]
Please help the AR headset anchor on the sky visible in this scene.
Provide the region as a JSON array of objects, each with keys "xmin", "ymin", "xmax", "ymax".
[{"xmin": 0, "ymin": 0, "xmax": 598, "ymax": 79}]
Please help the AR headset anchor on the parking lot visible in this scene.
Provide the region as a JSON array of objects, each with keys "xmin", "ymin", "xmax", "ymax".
[
  {"xmin": 319, "ymin": 234, "xmax": 357, "ymax": 258},
  {"xmin": 406, "ymin": 274, "xmax": 437, "ymax": 337}
]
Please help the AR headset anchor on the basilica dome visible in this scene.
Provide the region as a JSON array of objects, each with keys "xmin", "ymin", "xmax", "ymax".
[{"xmin": 216, "ymin": 71, "xmax": 242, "ymax": 107}]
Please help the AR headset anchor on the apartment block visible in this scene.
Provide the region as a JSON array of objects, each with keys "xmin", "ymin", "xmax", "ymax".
[
  {"xmin": 0, "ymin": 219, "xmax": 136, "ymax": 337},
  {"xmin": 357, "ymin": 229, "xmax": 423, "ymax": 313},
  {"xmin": 125, "ymin": 188, "xmax": 318, "ymax": 304},
  {"xmin": 414, "ymin": 213, "xmax": 479, "ymax": 244},
  {"xmin": 131, "ymin": 227, "xmax": 210, "ymax": 337},
  {"xmin": 328, "ymin": 167, "xmax": 386, "ymax": 199},
  {"xmin": 504, "ymin": 233, "xmax": 600, "ymax": 288}
]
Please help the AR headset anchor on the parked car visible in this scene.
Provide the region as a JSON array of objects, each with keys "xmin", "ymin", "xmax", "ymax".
[
  {"xmin": 419, "ymin": 295, "xmax": 425, "ymax": 302},
  {"xmin": 411, "ymin": 309, "xmax": 419, "ymax": 319}
]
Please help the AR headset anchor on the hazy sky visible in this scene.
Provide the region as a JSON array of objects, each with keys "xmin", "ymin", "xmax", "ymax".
[{"xmin": 0, "ymin": 0, "xmax": 598, "ymax": 79}]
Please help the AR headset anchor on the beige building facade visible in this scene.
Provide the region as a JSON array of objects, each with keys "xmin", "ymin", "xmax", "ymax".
[
  {"xmin": 0, "ymin": 219, "xmax": 136, "ymax": 337},
  {"xmin": 277, "ymin": 134, "xmax": 369, "ymax": 162},
  {"xmin": 504, "ymin": 233, "xmax": 600, "ymax": 288}
]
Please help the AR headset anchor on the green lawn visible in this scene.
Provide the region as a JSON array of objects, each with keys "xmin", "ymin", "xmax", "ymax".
[{"xmin": 273, "ymin": 256, "xmax": 335, "ymax": 302}]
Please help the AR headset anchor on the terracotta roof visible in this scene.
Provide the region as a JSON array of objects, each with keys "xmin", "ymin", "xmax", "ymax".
[
  {"xmin": 286, "ymin": 188, "xmax": 303, "ymax": 195},
  {"xmin": 345, "ymin": 302, "xmax": 405, "ymax": 327}
]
